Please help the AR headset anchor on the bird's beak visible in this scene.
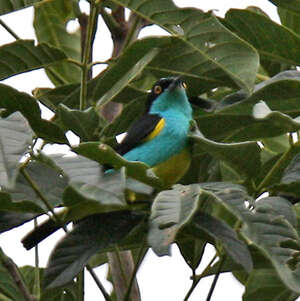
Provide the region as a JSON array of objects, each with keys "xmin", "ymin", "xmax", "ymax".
[{"xmin": 168, "ymin": 77, "xmax": 183, "ymax": 91}]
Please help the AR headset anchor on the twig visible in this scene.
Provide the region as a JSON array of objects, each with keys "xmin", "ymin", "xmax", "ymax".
[
  {"xmin": 183, "ymin": 253, "xmax": 218, "ymax": 301},
  {"xmin": 0, "ymin": 19, "xmax": 20, "ymax": 40},
  {"xmin": 77, "ymin": 269, "xmax": 85, "ymax": 301},
  {"xmin": 0, "ymin": 248, "xmax": 37, "ymax": 301},
  {"xmin": 206, "ymin": 256, "xmax": 226, "ymax": 301},
  {"xmin": 86, "ymin": 265, "xmax": 112, "ymax": 301}
]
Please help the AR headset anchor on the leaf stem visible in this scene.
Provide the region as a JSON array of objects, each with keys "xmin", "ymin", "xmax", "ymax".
[
  {"xmin": 80, "ymin": 0, "xmax": 99, "ymax": 111},
  {"xmin": 256, "ymin": 73, "xmax": 269, "ymax": 82},
  {"xmin": 0, "ymin": 248, "xmax": 37, "ymax": 301},
  {"xmin": 183, "ymin": 253, "xmax": 218, "ymax": 301},
  {"xmin": 0, "ymin": 19, "xmax": 20, "ymax": 40}
]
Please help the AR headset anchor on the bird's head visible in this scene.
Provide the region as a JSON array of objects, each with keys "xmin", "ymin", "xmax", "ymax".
[{"xmin": 146, "ymin": 77, "xmax": 192, "ymax": 117}]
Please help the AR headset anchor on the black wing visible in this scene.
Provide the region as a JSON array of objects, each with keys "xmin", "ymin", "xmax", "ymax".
[{"xmin": 115, "ymin": 113, "xmax": 162, "ymax": 155}]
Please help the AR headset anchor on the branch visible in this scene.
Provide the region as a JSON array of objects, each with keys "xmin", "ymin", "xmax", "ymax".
[
  {"xmin": 0, "ymin": 248, "xmax": 37, "ymax": 301},
  {"xmin": 183, "ymin": 253, "xmax": 218, "ymax": 301},
  {"xmin": 0, "ymin": 19, "xmax": 20, "ymax": 40},
  {"xmin": 107, "ymin": 250, "xmax": 141, "ymax": 301},
  {"xmin": 80, "ymin": 1, "xmax": 99, "ymax": 111}
]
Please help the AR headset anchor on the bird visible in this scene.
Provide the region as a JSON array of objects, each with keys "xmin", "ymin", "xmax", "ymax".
[{"xmin": 22, "ymin": 77, "xmax": 193, "ymax": 250}]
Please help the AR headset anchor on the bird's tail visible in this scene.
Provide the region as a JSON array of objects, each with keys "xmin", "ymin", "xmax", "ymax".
[{"xmin": 21, "ymin": 218, "xmax": 65, "ymax": 250}]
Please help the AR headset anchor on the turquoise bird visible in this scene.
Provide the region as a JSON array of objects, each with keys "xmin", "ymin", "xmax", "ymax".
[
  {"xmin": 115, "ymin": 77, "xmax": 193, "ymax": 187},
  {"xmin": 22, "ymin": 77, "xmax": 193, "ymax": 250}
]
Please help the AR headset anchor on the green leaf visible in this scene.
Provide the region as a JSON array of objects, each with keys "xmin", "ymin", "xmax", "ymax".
[
  {"xmin": 203, "ymin": 183, "xmax": 300, "ymax": 294},
  {"xmin": 8, "ymin": 161, "xmax": 68, "ymax": 212},
  {"xmin": 218, "ymin": 71, "xmax": 300, "ymax": 116},
  {"xmin": 273, "ymin": 151, "xmax": 300, "ymax": 197},
  {"xmin": 192, "ymin": 212, "xmax": 253, "ymax": 273},
  {"xmin": 95, "ymin": 46, "xmax": 160, "ymax": 107},
  {"xmin": 0, "ymin": 211, "xmax": 36, "ymax": 234},
  {"xmin": 57, "ymin": 105, "xmax": 101, "ymax": 141},
  {"xmin": 111, "ymin": 0, "xmax": 259, "ymax": 93},
  {"xmin": 44, "ymin": 211, "xmax": 144, "ymax": 288},
  {"xmin": 0, "ymin": 249, "xmax": 27, "ymax": 301},
  {"xmin": 33, "ymin": 84, "xmax": 81, "ymax": 111},
  {"xmin": 278, "ymin": 7, "xmax": 300, "ymax": 35},
  {"xmin": 189, "ymin": 123, "xmax": 261, "ymax": 178},
  {"xmin": 148, "ymin": 184, "xmax": 252, "ymax": 272},
  {"xmin": 244, "ymin": 269, "xmax": 299, "ymax": 301},
  {"xmin": 73, "ymin": 142, "xmax": 162, "ymax": 188},
  {"xmin": 0, "ymin": 0, "xmax": 43, "ymax": 15},
  {"xmin": 268, "ymin": 0, "xmax": 300, "ymax": 15},
  {"xmin": 0, "ymin": 112, "xmax": 33, "ymax": 189},
  {"xmin": 34, "ymin": 0, "xmax": 81, "ymax": 85},
  {"xmin": 225, "ymin": 9, "xmax": 300, "ymax": 66},
  {"xmin": 177, "ymin": 238, "xmax": 206, "ymax": 270},
  {"xmin": 0, "ymin": 40, "xmax": 67, "ymax": 81},
  {"xmin": 0, "ymin": 84, "xmax": 67, "ymax": 143},
  {"xmin": 197, "ymin": 72, "xmax": 300, "ymax": 142},
  {"xmin": 148, "ymin": 184, "xmax": 202, "ymax": 256},
  {"xmin": 37, "ymin": 153, "xmax": 151, "ymax": 221}
]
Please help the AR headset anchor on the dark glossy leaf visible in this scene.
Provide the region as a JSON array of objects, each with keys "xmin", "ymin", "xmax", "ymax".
[
  {"xmin": 0, "ymin": 249, "xmax": 27, "ymax": 300},
  {"xmin": 0, "ymin": 84, "xmax": 67, "ymax": 143},
  {"xmin": 0, "ymin": 112, "xmax": 33, "ymax": 189},
  {"xmin": 95, "ymin": 46, "xmax": 160, "ymax": 107},
  {"xmin": 0, "ymin": 40, "xmax": 66, "ymax": 80},
  {"xmin": 0, "ymin": 0, "xmax": 43, "ymax": 15},
  {"xmin": 44, "ymin": 211, "xmax": 144, "ymax": 288},
  {"xmin": 192, "ymin": 212, "xmax": 252, "ymax": 273},
  {"xmin": 203, "ymin": 183, "xmax": 300, "ymax": 293},
  {"xmin": 34, "ymin": 0, "xmax": 81, "ymax": 85},
  {"xmin": 0, "ymin": 191, "xmax": 43, "ymax": 214},
  {"xmin": 278, "ymin": 7, "xmax": 300, "ymax": 35},
  {"xmin": 244, "ymin": 269, "xmax": 299, "ymax": 301},
  {"xmin": 197, "ymin": 72, "xmax": 300, "ymax": 142},
  {"xmin": 111, "ymin": 0, "xmax": 259, "ymax": 93},
  {"xmin": 225, "ymin": 9, "xmax": 300, "ymax": 66},
  {"xmin": 57, "ymin": 105, "xmax": 101, "ymax": 141},
  {"xmin": 189, "ymin": 123, "xmax": 261, "ymax": 178},
  {"xmin": 0, "ymin": 212, "xmax": 37, "ymax": 235},
  {"xmin": 273, "ymin": 151, "xmax": 300, "ymax": 197},
  {"xmin": 268, "ymin": 0, "xmax": 300, "ymax": 14},
  {"xmin": 177, "ymin": 239, "xmax": 206, "ymax": 270}
]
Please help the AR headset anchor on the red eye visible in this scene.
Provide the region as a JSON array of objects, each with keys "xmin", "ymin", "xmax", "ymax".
[{"xmin": 154, "ymin": 85, "xmax": 162, "ymax": 94}]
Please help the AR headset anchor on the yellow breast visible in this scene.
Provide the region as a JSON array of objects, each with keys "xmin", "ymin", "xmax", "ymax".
[{"xmin": 152, "ymin": 148, "xmax": 191, "ymax": 188}]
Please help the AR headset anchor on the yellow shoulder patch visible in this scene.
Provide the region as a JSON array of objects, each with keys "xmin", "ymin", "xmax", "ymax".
[{"xmin": 144, "ymin": 118, "xmax": 165, "ymax": 142}]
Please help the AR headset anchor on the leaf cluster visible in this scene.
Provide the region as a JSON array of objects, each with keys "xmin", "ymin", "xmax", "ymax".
[{"xmin": 1, "ymin": 0, "xmax": 300, "ymax": 300}]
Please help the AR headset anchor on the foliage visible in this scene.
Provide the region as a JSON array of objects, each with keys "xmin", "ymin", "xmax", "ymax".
[{"xmin": 1, "ymin": 0, "xmax": 300, "ymax": 300}]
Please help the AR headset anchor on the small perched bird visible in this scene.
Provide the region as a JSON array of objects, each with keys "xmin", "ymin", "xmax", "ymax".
[{"xmin": 22, "ymin": 77, "xmax": 193, "ymax": 250}]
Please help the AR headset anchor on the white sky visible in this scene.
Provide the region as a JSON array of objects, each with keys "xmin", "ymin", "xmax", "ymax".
[{"xmin": 0, "ymin": 1, "xmax": 288, "ymax": 301}]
